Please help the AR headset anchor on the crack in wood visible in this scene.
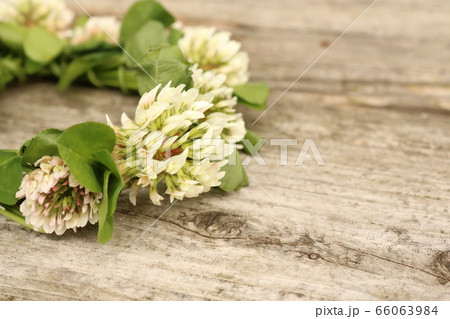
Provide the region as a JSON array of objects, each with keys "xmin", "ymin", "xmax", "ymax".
[{"xmin": 337, "ymin": 244, "xmax": 450, "ymax": 283}]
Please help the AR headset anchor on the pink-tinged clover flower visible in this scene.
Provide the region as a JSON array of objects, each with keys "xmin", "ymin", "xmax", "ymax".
[
  {"xmin": 16, "ymin": 156, "xmax": 102, "ymax": 235},
  {"xmin": 70, "ymin": 16, "xmax": 121, "ymax": 45}
]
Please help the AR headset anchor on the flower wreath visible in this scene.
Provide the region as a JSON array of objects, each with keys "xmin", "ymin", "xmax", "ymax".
[{"xmin": 0, "ymin": 0, "xmax": 269, "ymax": 243}]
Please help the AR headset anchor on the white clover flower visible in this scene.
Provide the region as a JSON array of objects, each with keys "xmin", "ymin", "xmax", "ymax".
[
  {"xmin": 0, "ymin": 0, "xmax": 74, "ymax": 34},
  {"xmin": 170, "ymin": 21, "xmax": 183, "ymax": 31},
  {"xmin": 207, "ymin": 112, "xmax": 246, "ymax": 144},
  {"xmin": 164, "ymin": 158, "xmax": 226, "ymax": 203},
  {"xmin": 191, "ymin": 65, "xmax": 247, "ymax": 143},
  {"xmin": 107, "ymin": 82, "xmax": 233, "ymax": 206},
  {"xmin": 179, "ymin": 26, "xmax": 249, "ymax": 87},
  {"xmin": 15, "ymin": 156, "xmax": 102, "ymax": 235},
  {"xmin": 191, "ymin": 64, "xmax": 236, "ymax": 113},
  {"xmin": 71, "ymin": 16, "xmax": 121, "ymax": 46}
]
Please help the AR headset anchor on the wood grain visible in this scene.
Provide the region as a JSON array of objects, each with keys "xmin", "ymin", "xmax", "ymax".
[{"xmin": 0, "ymin": 0, "xmax": 449, "ymax": 300}]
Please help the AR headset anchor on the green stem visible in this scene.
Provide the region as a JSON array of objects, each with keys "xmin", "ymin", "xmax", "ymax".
[
  {"xmin": 0, "ymin": 206, "xmax": 34, "ymax": 231},
  {"xmin": 95, "ymin": 69, "xmax": 139, "ymax": 92},
  {"xmin": 87, "ymin": 69, "xmax": 104, "ymax": 88}
]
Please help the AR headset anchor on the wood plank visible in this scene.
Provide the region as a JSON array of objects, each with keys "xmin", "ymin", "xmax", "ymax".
[
  {"xmin": 0, "ymin": 0, "xmax": 449, "ymax": 300},
  {"xmin": 70, "ymin": 0, "xmax": 450, "ymax": 111}
]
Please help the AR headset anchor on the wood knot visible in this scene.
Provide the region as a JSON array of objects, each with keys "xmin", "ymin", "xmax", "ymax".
[
  {"xmin": 193, "ymin": 211, "xmax": 247, "ymax": 238},
  {"xmin": 429, "ymin": 250, "xmax": 450, "ymax": 284},
  {"xmin": 296, "ymin": 251, "xmax": 323, "ymax": 261}
]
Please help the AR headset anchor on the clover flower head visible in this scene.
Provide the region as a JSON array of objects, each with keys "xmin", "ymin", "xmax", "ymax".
[
  {"xmin": 165, "ymin": 158, "xmax": 227, "ymax": 203},
  {"xmin": 207, "ymin": 111, "xmax": 246, "ymax": 144},
  {"xmin": 16, "ymin": 156, "xmax": 102, "ymax": 235},
  {"xmin": 179, "ymin": 26, "xmax": 249, "ymax": 87},
  {"xmin": 108, "ymin": 82, "xmax": 234, "ymax": 205},
  {"xmin": 191, "ymin": 65, "xmax": 246, "ymax": 143},
  {"xmin": 71, "ymin": 16, "xmax": 121, "ymax": 46},
  {"xmin": 191, "ymin": 64, "xmax": 236, "ymax": 113},
  {"xmin": 0, "ymin": 0, "xmax": 74, "ymax": 34}
]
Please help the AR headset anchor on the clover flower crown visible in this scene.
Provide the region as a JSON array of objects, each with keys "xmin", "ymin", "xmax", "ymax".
[{"xmin": 0, "ymin": 0, "xmax": 269, "ymax": 244}]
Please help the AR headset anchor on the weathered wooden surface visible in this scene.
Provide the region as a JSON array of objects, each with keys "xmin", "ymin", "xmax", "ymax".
[{"xmin": 0, "ymin": 0, "xmax": 449, "ymax": 300}]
